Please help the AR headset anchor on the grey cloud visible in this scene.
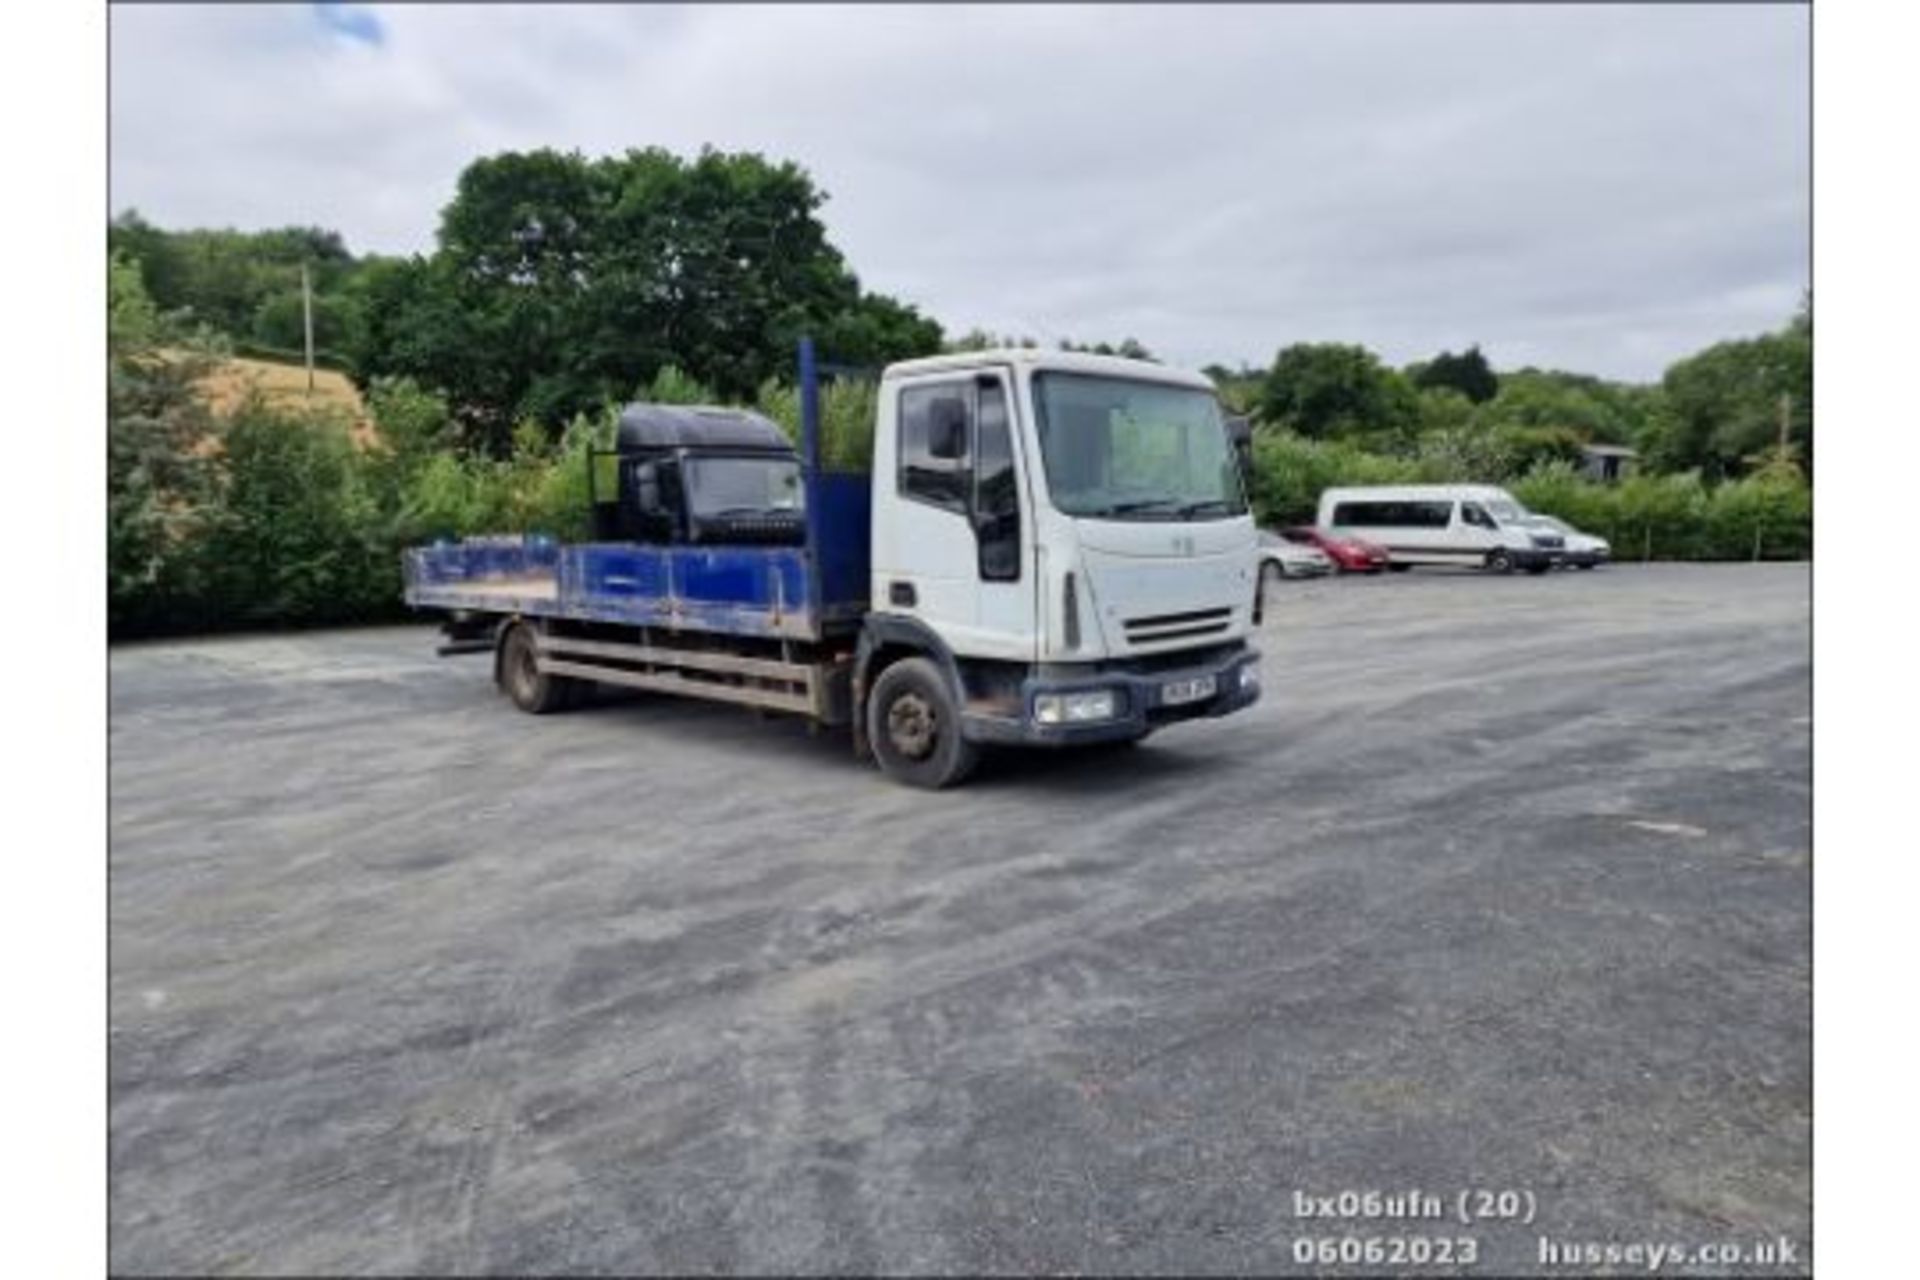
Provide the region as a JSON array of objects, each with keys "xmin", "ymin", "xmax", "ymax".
[{"xmin": 109, "ymin": 3, "xmax": 1807, "ymax": 380}]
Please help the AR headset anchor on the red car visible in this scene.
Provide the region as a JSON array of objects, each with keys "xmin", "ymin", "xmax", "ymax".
[{"xmin": 1279, "ymin": 526, "xmax": 1392, "ymax": 573}]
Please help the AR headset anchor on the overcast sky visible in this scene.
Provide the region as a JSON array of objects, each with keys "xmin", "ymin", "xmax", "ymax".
[{"xmin": 109, "ymin": 3, "xmax": 1808, "ymax": 381}]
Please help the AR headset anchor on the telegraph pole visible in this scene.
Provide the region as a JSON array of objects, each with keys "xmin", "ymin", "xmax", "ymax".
[{"xmin": 301, "ymin": 262, "xmax": 315, "ymax": 396}]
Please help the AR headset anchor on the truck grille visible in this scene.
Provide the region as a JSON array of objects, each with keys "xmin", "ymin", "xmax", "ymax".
[{"xmin": 1124, "ymin": 606, "xmax": 1233, "ymax": 645}]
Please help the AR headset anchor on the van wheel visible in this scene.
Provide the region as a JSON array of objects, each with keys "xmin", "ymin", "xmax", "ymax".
[
  {"xmin": 867, "ymin": 657, "xmax": 979, "ymax": 789},
  {"xmin": 1486, "ymin": 549, "xmax": 1515, "ymax": 575},
  {"xmin": 498, "ymin": 622, "xmax": 579, "ymax": 714},
  {"xmin": 1387, "ymin": 563, "xmax": 1412, "ymax": 573}
]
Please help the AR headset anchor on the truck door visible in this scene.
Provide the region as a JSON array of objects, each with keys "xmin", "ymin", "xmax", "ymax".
[{"xmin": 880, "ymin": 371, "xmax": 1037, "ymax": 661}]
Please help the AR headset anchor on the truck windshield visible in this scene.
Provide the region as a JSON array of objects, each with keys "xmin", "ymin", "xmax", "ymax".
[
  {"xmin": 685, "ymin": 456, "xmax": 805, "ymax": 516},
  {"xmin": 1031, "ymin": 373, "xmax": 1247, "ymax": 521}
]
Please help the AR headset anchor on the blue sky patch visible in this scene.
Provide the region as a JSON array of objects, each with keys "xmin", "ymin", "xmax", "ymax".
[{"xmin": 313, "ymin": 3, "xmax": 384, "ymax": 48}]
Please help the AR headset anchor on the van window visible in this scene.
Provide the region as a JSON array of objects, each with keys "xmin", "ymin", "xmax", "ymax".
[
  {"xmin": 1332, "ymin": 500, "xmax": 1450, "ymax": 528},
  {"xmin": 1460, "ymin": 503, "xmax": 1495, "ymax": 529}
]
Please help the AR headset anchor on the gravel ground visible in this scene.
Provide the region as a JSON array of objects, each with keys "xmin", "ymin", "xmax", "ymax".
[{"xmin": 109, "ymin": 563, "xmax": 1811, "ymax": 1275}]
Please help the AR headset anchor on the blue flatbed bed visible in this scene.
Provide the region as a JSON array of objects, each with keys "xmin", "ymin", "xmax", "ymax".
[{"xmin": 402, "ymin": 471, "xmax": 872, "ymax": 644}]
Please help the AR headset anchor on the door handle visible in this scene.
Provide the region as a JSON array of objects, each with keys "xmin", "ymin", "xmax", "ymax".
[{"xmin": 889, "ymin": 581, "xmax": 917, "ymax": 607}]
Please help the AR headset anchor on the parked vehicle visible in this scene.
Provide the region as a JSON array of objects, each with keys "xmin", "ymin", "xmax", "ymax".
[
  {"xmin": 1257, "ymin": 530, "xmax": 1335, "ymax": 583},
  {"xmin": 404, "ymin": 341, "xmax": 1263, "ymax": 788},
  {"xmin": 1279, "ymin": 525, "xmax": 1391, "ymax": 573},
  {"xmin": 1316, "ymin": 484, "xmax": 1561, "ymax": 574},
  {"xmin": 1525, "ymin": 514, "xmax": 1610, "ymax": 568}
]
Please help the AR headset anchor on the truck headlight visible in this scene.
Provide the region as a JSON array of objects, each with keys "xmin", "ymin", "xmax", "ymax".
[
  {"xmin": 1239, "ymin": 662, "xmax": 1261, "ymax": 691},
  {"xmin": 1034, "ymin": 690, "xmax": 1120, "ymax": 724}
]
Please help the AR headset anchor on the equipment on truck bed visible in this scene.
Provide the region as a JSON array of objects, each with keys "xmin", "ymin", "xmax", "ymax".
[{"xmin": 592, "ymin": 404, "xmax": 807, "ymax": 547}]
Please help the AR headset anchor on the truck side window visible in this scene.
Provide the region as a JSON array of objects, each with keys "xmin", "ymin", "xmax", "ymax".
[
  {"xmin": 974, "ymin": 380, "xmax": 1020, "ymax": 582},
  {"xmin": 899, "ymin": 383, "xmax": 971, "ymax": 513}
]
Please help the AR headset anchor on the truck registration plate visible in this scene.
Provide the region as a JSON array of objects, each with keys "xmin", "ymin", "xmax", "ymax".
[{"xmin": 1160, "ymin": 675, "xmax": 1216, "ymax": 706}]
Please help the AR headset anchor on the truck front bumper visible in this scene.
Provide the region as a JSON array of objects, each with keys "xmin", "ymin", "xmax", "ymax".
[{"xmin": 961, "ymin": 646, "xmax": 1262, "ymax": 747}]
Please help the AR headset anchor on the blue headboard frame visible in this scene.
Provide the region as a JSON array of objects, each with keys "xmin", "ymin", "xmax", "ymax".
[{"xmin": 798, "ymin": 336, "xmax": 872, "ymax": 634}]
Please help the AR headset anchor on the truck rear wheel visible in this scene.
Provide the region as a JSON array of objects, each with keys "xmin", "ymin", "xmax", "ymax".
[
  {"xmin": 867, "ymin": 657, "xmax": 979, "ymax": 789},
  {"xmin": 498, "ymin": 622, "xmax": 579, "ymax": 715}
]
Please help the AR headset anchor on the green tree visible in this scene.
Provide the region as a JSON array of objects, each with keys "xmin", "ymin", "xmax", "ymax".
[
  {"xmin": 1483, "ymin": 368, "xmax": 1651, "ymax": 445},
  {"xmin": 1058, "ymin": 336, "xmax": 1156, "ymax": 361},
  {"xmin": 197, "ymin": 401, "xmax": 394, "ymax": 625},
  {"xmin": 1649, "ymin": 301, "xmax": 1811, "ymax": 479},
  {"xmin": 1413, "ymin": 344, "xmax": 1498, "ymax": 404},
  {"xmin": 355, "ymin": 146, "xmax": 941, "ymax": 450},
  {"xmin": 108, "ymin": 250, "xmax": 225, "ymax": 632},
  {"xmin": 1259, "ymin": 342, "xmax": 1418, "ymax": 442}
]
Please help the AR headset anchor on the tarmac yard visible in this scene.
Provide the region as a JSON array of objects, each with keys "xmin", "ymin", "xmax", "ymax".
[{"xmin": 109, "ymin": 563, "xmax": 1811, "ymax": 1274}]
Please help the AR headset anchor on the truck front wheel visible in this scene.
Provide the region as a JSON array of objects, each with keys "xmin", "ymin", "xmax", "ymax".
[
  {"xmin": 498, "ymin": 622, "xmax": 579, "ymax": 715},
  {"xmin": 867, "ymin": 657, "xmax": 979, "ymax": 789}
]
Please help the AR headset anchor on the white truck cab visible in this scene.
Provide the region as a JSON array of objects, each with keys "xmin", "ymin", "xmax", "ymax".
[
  {"xmin": 1317, "ymin": 483, "xmax": 1562, "ymax": 575},
  {"xmin": 857, "ymin": 348, "xmax": 1262, "ymax": 783}
]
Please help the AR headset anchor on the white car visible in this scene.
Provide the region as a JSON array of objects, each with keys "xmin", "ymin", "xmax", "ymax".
[
  {"xmin": 1257, "ymin": 529, "xmax": 1335, "ymax": 582},
  {"xmin": 1525, "ymin": 514, "xmax": 1610, "ymax": 569}
]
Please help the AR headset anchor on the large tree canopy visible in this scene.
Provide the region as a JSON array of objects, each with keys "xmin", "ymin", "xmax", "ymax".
[
  {"xmin": 1412, "ymin": 344, "xmax": 1499, "ymax": 404},
  {"xmin": 1258, "ymin": 342, "xmax": 1418, "ymax": 441},
  {"xmin": 353, "ymin": 147, "xmax": 941, "ymax": 450},
  {"xmin": 1650, "ymin": 298, "xmax": 1812, "ymax": 479}
]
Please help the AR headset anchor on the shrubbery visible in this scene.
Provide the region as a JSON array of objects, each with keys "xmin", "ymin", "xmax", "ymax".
[{"xmin": 1242, "ymin": 435, "xmax": 1811, "ymax": 562}]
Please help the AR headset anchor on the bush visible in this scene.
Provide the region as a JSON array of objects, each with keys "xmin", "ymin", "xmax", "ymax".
[
  {"xmin": 1509, "ymin": 462, "xmax": 1620, "ymax": 541},
  {"xmin": 195, "ymin": 398, "xmax": 398, "ymax": 627},
  {"xmin": 1246, "ymin": 430, "xmax": 1420, "ymax": 525},
  {"xmin": 756, "ymin": 375, "xmax": 877, "ymax": 470},
  {"xmin": 1701, "ymin": 473, "xmax": 1813, "ymax": 560}
]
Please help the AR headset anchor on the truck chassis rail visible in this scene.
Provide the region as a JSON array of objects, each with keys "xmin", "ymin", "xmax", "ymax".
[{"xmin": 530, "ymin": 629, "xmax": 849, "ymax": 722}]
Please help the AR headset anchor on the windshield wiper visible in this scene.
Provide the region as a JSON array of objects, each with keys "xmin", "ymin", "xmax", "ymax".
[
  {"xmin": 1178, "ymin": 499, "xmax": 1237, "ymax": 518},
  {"xmin": 1097, "ymin": 498, "xmax": 1185, "ymax": 516}
]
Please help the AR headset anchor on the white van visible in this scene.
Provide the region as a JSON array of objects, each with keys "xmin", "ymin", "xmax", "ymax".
[{"xmin": 1316, "ymin": 484, "xmax": 1561, "ymax": 574}]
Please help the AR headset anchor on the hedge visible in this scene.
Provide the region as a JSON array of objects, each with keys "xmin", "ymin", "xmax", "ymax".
[{"xmin": 1247, "ymin": 434, "xmax": 1810, "ymax": 562}]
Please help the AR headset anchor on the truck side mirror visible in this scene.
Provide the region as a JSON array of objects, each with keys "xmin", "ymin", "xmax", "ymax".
[{"xmin": 927, "ymin": 397, "xmax": 967, "ymax": 461}]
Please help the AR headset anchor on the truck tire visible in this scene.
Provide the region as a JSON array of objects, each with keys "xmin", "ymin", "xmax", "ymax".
[
  {"xmin": 498, "ymin": 622, "xmax": 579, "ymax": 715},
  {"xmin": 1485, "ymin": 549, "xmax": 1514, "ymax": 574},
  {"xmin": 867, "ymin": 656, "xmax": 979, "ymax": 789}
]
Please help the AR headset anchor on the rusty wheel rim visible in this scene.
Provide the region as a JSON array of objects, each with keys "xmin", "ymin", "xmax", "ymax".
[{"xmin": 886, "ymin": 691, "xmax": 937, "ymax": 760}]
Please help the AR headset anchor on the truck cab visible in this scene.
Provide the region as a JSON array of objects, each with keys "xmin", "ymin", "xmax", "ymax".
[{"xmin": 857, "ymin": 349, "xmax": 1262, "ymax": 785}]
